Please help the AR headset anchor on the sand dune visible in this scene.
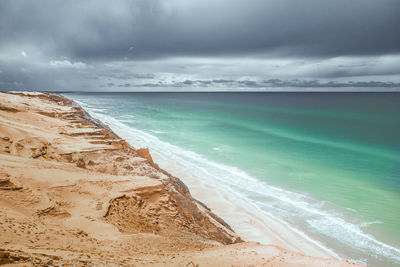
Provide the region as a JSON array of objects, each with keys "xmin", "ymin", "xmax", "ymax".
[{"xmin": 0, "ymin": 92, "xmax": 362, "ymax": 266}]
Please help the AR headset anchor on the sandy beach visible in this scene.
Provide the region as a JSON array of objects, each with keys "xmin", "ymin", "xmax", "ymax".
[{"xmin": 0, "ymin": 91, "xmax": 362, "ymax": 266}]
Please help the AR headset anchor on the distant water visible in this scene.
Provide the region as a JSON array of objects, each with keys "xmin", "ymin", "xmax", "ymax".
[{"xmin": 64, "ymin": 92, "xmax": 400, "ymax": 266}]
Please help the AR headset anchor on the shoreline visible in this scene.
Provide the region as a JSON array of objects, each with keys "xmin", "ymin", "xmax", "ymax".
[
  {"xmin": 0, "ymin": 91, "xmax": 361, "ymax": 266},
  {"xmin": 82, "ymin": 106, "xmax": 338, "ymax": 259},
  {"xmin": 67, "ymin": 91, "xmax": 400, "ymax": 266}
]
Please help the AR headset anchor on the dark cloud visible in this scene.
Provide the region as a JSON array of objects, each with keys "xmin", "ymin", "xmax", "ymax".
[
  {"xmin": 0, "ymin": 0, "xmax": 399, "ymax": 60},
  {"xmin": 0, "ymin": 0, "xmax": 399, "ymax": 91},
  {"xmin": 118, "ymin": 83, "xmax": 133, "ymax": 88}
]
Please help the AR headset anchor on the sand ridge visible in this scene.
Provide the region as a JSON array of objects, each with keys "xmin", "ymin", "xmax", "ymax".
[{"xmin": 0, "ymin": 92, "xmax": 362, "ymax": 266}]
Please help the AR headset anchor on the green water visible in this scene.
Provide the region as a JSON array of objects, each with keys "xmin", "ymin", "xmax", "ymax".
[{"xmin": 65, "ymin": 92, "xmax": 400, "ymax": 265}]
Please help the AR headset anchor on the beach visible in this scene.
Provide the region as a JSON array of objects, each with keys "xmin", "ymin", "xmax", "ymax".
[
  {"xmin": 0, "ymin": 92, "xmax": 362, "ymax": 266},
  {"xmin": 64, "ymin": 92, "xmax": 400, "ymax": 266}
]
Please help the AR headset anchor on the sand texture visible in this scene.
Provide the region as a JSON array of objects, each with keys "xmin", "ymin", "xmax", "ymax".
[{"xmin": 0, "ymin": 92, "xmax": 362, "ymax": 266}]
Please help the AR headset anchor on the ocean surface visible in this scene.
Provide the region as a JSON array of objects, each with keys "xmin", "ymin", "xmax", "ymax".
[{"xmin": 64, "ymin": 92, "xmax": 400, "ymax": 266}]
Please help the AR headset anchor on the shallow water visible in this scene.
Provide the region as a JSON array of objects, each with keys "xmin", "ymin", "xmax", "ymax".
[{"xmin": 64, "ymin": 92, "xmax": 400, "ymax": 266}]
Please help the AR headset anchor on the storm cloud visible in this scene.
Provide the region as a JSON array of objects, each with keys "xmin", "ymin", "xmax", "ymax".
[{"xmin": 0, "ymin": 0, "xmax": 399, "ymax": 91}]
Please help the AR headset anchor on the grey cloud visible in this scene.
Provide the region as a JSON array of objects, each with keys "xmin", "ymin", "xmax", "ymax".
[
  {"xmin": 213, "ymin": 79, "xmax": 235, "ymax": 84},
  {"xmin": 183, "ymin": 80, "xmax": 194, "ymax": 85},
  {"xmin": 117, "ymin": 78, "xmax": 400, "ymax": 90},
  {"xmin": 1, "ymin": 55, "xmax": 400, "ymax": 92},
  {"xmin": 0, "ymin": 1, "xmax": 399, "ymax": 91},
  {"xmin": 96, "ymin": 69, "xmax": 154, "ymax": 80},
  {"xmin": 118, "ymin": 83, "xmax": 134, "ymax": 88},
  {"xmin": 1, "ymin": 0, "xmax": 399, "ymax": 61}
]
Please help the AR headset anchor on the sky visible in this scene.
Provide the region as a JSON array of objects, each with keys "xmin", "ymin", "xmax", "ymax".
[{"xmin": 0, "ymin": 0, "xmax": 400, "ymax": 91}]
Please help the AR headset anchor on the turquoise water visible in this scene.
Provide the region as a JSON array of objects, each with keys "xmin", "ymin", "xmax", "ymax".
[{"xmin": 64, "ymin": 92, "xmax": 400, "ymax": 266}]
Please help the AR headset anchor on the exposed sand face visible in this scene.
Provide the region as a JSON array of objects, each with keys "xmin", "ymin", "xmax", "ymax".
[{"xmin": 0, "ymin": 92, "xmax": 362, "ymax": 266}]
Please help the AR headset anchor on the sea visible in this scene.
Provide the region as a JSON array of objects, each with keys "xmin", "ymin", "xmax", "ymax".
[{"xmin": 63, "ymin": 92, "xmax": 400, "ymax": 266}]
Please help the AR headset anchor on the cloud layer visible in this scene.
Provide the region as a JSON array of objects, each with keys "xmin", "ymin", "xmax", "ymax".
[{"xmin": 0, "ymin": 0, "xmax": 399, "ymax": 91}]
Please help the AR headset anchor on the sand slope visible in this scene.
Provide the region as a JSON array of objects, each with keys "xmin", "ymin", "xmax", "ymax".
[{"xmin": 0, "ymin": 92, "xmax": 361, "ymax": 266}]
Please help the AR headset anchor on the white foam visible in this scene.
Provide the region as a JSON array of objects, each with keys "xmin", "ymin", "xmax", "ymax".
[
  {"xmin": 150, "ymin": 130, "xmax": 167, "ymax": 134},
  {"xmin": 359, "ymin": 220, "xmax": 383, "ymax": 227}
]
